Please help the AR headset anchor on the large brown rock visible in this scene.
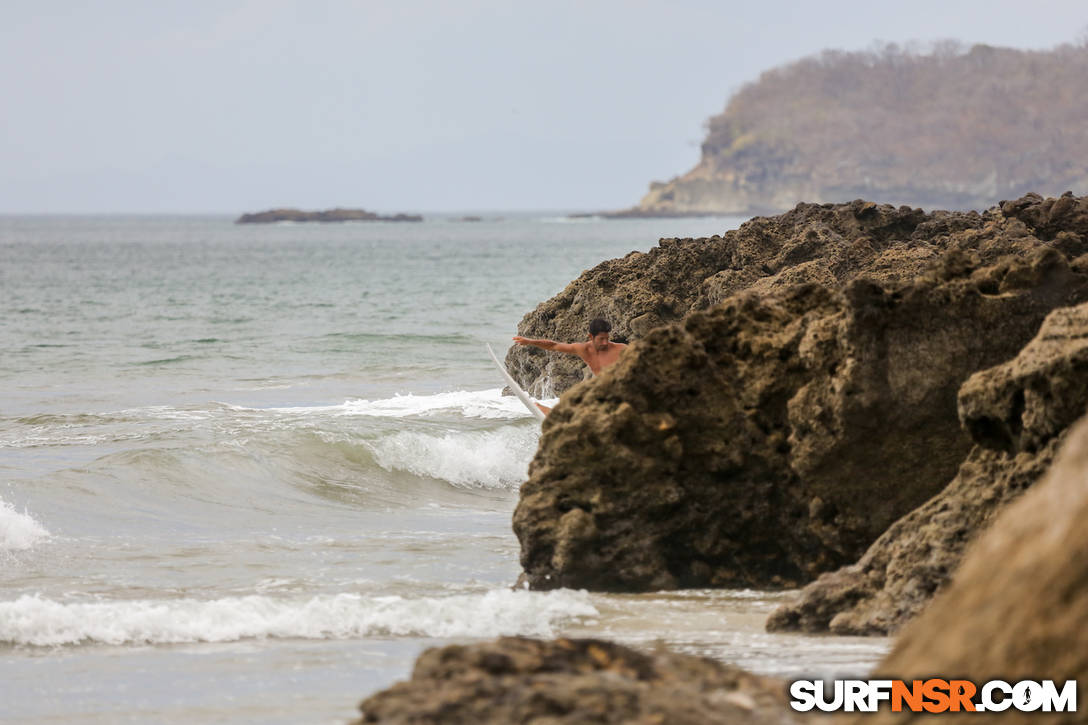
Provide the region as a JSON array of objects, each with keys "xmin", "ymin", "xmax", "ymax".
[
  {"xmin": 507, "ymin": 194, "xmax": 1088, "ymax": 397},
  {"xmin": 767, "ymin": 300, "xmax": 1088, "ymax": 635},
  {"xmin": 514, "ymin": 214, "xmax": 1088, "ymax": 591},
  {"xmin": 845, "ymin": 414, "xmax": 1088, "ymax": 724},
  {"xmin": 505, "ymin": 199, "xmax": 958, "ymax": 397},
  {"xmin": 354, "ymin": 637, "xmax": 798, "ymax": 725}
]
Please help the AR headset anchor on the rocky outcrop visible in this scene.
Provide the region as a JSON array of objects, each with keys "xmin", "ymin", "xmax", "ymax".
[
  {"xmin": 354, "ymin": 637, "xmax": 798, "ymax": 725},
  {"xmin": 507, "ymin": 193, "xmax": 1088, "ymax": 397},
  {"xmin": 613, "ymin": 43, "xmax": 1088, "ymax": 217},
  {"xmin": 513, "ymin": 196, "xmax": 1088, "ymax": 592},
  {"xmin": 235, "ymin": 208, "xmax": 422, "ymax": 223},
  {"xmin": 845, "ymin": 415, "xmax": 1088, "ymax": 724},
  {"xmin": 355, "ymin": 416, "xmax": 1088, "ymax": 724},
  {"xmin": 767, "ymin": 300, "xmax": 1088, "ymax": 635}
]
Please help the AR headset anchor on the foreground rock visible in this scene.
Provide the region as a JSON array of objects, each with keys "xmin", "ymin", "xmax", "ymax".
[
  {"xmin": 235, "ymin": 207, "xmax": 422, "ymax": 223},
  {"xmin": 514, "ymin": 198, "xmax": 1088, "ymax": 592},
  {"xmin": 767, "ymin": 300, "xmax": 1088, "ymax": 634},
  {"xmin": 508, "ymin": 193, "xmax": 1088, "ymax": 397},
  {"xmin": 845, "ymin": 415, "xmax": 1088, "ymax": 724},
  {"xmin": 354, "ymin": 637, "xmax": 798, "ymax": 724}
]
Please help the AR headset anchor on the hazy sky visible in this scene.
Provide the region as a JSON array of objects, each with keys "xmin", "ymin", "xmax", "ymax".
[{"xmin": 3, "ymin": 1, "xmax": 1086, "ymax": 213}]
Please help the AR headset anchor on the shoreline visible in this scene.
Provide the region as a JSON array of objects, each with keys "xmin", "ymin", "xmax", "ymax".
[{"xmin": 352, "ymin": 191, "xmax": 1088, "ymax": 721}]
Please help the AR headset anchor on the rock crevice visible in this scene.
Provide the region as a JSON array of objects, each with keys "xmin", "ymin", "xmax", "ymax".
[{"xmin": 768, "ymin": 299, "xmax": 1088, "ymax": 634}]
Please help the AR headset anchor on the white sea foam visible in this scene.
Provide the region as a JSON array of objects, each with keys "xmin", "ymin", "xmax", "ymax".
[
  {"xmin": 339, "ymin": 389, "xmax": 540, "ymax": 420},
  {"xmin": 232, "ymin": 389, "xmax": 559, "ymax": 424},
  {"xmin": 0, "ymin": 499, "xmax": 50, "ymax": 551},
  {"xmin": 368, "ymin": 425, "xmax": 540, "ymax": 488},
  {"xmin": 133, "ymin": 406, "xmax": 214, "ymax": 421},
  {"xmin": 0, "ymin": 433, "xmax": 108, "ymax": 448},
  {"xmin": 0, "ymin": 589, "xmax": 598, "ymax": 647}
]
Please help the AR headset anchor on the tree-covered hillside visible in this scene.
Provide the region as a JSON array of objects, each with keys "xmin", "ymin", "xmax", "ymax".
[{"xmin": 623, "ymin": 42, "xmax": 1088, "ymax": 215}]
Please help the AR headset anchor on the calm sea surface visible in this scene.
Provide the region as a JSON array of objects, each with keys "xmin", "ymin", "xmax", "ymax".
[{"xmin": 0, "ymin": 215, "xmax": 888, "ymax": 723}]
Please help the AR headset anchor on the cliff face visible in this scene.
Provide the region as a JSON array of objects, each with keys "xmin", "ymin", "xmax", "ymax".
[
  {"xmin": 513, "ymin": 194, "xmax": 1088, "ymax": 593},
  {"xmin": 767, "ymin": 300, "xmax": 1088, "ymax": 635},
  {"xmin": 619, "ymin": 43, "xmax": 1088, "ymax": 217}
]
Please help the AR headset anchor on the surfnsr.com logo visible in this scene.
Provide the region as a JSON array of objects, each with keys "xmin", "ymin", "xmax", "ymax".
[{"xmin": 789, "ymin": 679, "xmax": 1078, "ymax": 713}]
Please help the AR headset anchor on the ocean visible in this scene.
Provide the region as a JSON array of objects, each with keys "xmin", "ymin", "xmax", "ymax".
[{"xmin": 0, "ymin": 215, "xmax": 889, "ymax": 723}]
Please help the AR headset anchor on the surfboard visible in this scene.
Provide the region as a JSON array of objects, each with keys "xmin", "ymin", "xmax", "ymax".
[{"xmin": 487, "ymin": 343, "xmax": 547, "ymax": 421}]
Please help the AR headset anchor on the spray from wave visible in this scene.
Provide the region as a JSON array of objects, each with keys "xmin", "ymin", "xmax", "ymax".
[
  {"xmin": 0, "ymin": 589, "xmax": 598, "ymax": 647},
  {"xmin": 0, "ymin": 499, "xmax": 49, "ymax": 551}
]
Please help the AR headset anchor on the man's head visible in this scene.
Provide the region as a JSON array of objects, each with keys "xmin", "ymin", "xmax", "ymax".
[{"xmin": 588, "ymin": 318, "xmax": 611, "ymax": 350}]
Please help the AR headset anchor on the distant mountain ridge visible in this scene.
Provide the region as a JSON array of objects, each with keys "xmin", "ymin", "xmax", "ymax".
[{"xmin": 618, "ymin": 42, "xmax": 1088, "ymax": 216}]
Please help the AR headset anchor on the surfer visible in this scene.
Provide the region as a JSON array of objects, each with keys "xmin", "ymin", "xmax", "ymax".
[{"xmin": 512, "ymin": 318, "xmax": 627, "ymax": 415}]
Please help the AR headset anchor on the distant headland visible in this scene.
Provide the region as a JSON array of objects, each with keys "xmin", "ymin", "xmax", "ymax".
[
  {"xmin": 605, "ymin": 41, "xmax": 1088, "ymax": 217},
  {"xmin": 235, "ymin": 208, "xmax": 423, "ymax": 224}
]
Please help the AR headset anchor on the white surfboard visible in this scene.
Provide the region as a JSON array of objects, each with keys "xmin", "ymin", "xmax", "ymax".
[{"xmin": 487, "ymin": 343, "xmax": 547, "ymax": 421}]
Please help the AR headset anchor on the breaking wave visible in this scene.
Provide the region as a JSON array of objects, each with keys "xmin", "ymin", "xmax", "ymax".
[
  {"xmin": 367, "ymin": 425, "xmax": 540, "ymax": 488},
  {"xmin": 0, "ymin": 589, "xmax": 598, "ymax": 647},
  {"xmin": 2, "ymin": 388, "xmax": 550, "ymax": 511}
]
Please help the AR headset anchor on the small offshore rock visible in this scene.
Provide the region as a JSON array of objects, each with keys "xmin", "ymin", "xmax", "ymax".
[{"xmin": 235, "ymin": 207, "xmax": 422, "ymax": 223}]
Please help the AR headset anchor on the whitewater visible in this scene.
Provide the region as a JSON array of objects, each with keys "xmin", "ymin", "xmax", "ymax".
[{"xmin": 0, "ymin": 215, "xmax": 889, "ymax": 723}]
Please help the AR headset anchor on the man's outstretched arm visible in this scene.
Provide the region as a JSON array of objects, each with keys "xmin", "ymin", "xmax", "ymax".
[{"xmin": 513, "ymin": 336, "xmax": 581, "ymax": 354}]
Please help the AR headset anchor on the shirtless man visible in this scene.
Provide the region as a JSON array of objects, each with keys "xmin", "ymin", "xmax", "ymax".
[{"xmin": 513, "ymin": 318, "xmax": 627, "ymax": 414}]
